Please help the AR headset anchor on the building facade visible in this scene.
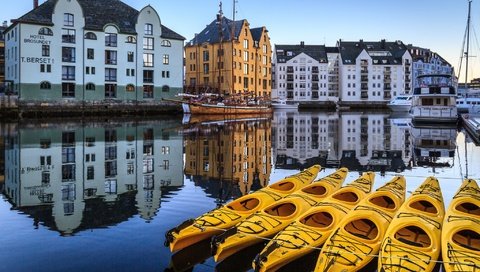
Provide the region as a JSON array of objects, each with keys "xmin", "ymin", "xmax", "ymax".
[
  {"xmin": 408, "ymin": 45, "xmax": 454, "ymax": 88},
  {"xmin": 4, "ymin": 0, "xmax": 184, "ymax": 103},
  {"xmin": 0, "ymin": 22, "xmax": 6, "ymax": 90},
  {"xmin": 184, "ymin": 11, "xmax": 272, "ymax": 98}
]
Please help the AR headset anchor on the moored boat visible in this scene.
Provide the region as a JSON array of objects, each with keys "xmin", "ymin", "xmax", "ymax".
[
  {"xmin": 211, "ymin": 168, "xmax": 350, "ymax": 262},
  {"xmin": 314, "ymin": 176, "xmax": 406, "ymax": 272},
  {"xmin": 252, "ymin": 172, "xmax": 375, "ymax": 272},
  {"xmin": 387, "ymin": 95, "xmax": 412, "ymax": 112},
  {"xmin": 164, "ymin": 164, "xmax": 320, "ymax": 252},
  {"xmin": 410, "ymin": 74, "xmax": 458, "ymax": 124},
  {"xmin": 378, "ymin": 176, "xmax": 445, "ymax": 272},
  {"xmin": 441, "ymin": 179, "xmax": 480, "ymax": 272}
]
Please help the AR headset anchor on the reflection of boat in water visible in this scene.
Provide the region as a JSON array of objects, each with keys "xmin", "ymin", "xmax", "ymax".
[
  {"xmin": 387, "ymin": 94, "xmax": 412, "ymax": 112},
  {"xmin": 182, "ymin": 113, "xmax": 272, "ymax": 127},
  {"xmin": 410, "ymin": 74, "xmax": 458, "ymax": 123},
  {"xmin": 461, "ymin": 113, "xmax": 480, "ymax": 144}
]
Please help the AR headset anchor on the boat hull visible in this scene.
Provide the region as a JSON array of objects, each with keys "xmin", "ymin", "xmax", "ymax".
[
  {"xmin": 187, "ymin": 102, "xmax": 273, "ymax": 115},
  {"xmin": 314, "ymin": 176, "xmax": 406, "ymax": 272},
  {"xmin": 165, "ymin": 165, "xmax": 321, "ymax": 252},
  {"xmin": 387, "ymin": 104, "xmax": 411, "ymax": 112},
  {"xmin": 252, "ymin": 172, "xmax": 375, "ymax": 272},
  {"xmin": 378, "ymin": 177, "xmax": 445, "ymax": 272},
  {"xmin": 441, "ymin": 179, "xmax": 480, "ymax": 272}
]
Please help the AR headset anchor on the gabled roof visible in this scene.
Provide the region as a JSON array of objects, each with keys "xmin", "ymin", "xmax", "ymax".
[
  {"xmin": 338, "ymin": 39, "xmax": 408, "ymax": 65},
  {"xmin": 187, "ymin": 16, "xmax": 244, "ymax": 46},
  {"xmin": 250, "ymin": 27, "xmax": 264, "ymax": 42},
  {"xmin": 275, "ymin": 43, "xmax": 328, "ymax": 63},
  {"xmin": 9, "ymin": 0, "xmax": 184, "ymax": 39}
]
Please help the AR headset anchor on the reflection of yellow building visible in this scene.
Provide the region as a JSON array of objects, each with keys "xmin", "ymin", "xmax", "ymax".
[
  {"xmin": 184, "ymin": 119, "xmax": 272, "ymax": 196},
  {"xmin": 184, "ymin": 10, "xmax": 272, "ymax": 98}
]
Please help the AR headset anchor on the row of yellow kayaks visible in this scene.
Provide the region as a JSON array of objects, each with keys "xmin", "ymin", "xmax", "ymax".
[{"xmin": 165, "ymin": 165, "xmax": 480, "ymax": 272}]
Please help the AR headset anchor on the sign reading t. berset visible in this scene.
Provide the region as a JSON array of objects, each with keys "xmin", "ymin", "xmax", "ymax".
[{"xmin": 21, "ymin": 34, "xmax": 54, "ymax": 64}]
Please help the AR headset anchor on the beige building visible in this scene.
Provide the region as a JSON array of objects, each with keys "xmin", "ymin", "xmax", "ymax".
[{"xmin": 184, "ymin": 10, "xmax": 272, "ymax": 98}]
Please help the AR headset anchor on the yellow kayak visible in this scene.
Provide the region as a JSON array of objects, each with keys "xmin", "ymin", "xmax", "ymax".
[
  {"xmin": 315, "ymin": 176, "xmax": 406, "ymax": 272},
  {"xmin": 211, "ymin": 168, "xmax": 348, "ymax": 262},
  {"xmin": 252, "ymin": 172, "xmax": 375, "ymax": 272},
  {"xmin": 165, "ymin": 164, "xmax": 321, "ymax": 252},
  {"xmin": 442, "ymin": 179, "xmax": 480, "ymax": 272},
  {"xmin": 378, "ymin": 176, "xmax": 445, "ymax": 272}
]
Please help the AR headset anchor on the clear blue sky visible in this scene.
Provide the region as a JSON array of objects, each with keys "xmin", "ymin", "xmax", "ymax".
[{"xmin": 1, "ymin": 0, "xmax": 477, "ymax": 82}]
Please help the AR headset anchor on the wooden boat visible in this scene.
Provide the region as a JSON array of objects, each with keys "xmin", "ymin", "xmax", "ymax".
[
  {"xmin": 314, "ymin": 176, "xmax": 406, "ymax": 272},
  {"xmin": 211, "ymin": 168, "xmax": 349, "ymax": 262},
  {"xmin": 185, "ymin": 100, "xmax": 272, "ymax": 115},
  {"xmin": 441, "ymin": 179, "xmax": 480, "ymax": 272},
  {"xmin": 378, "ymin": 176, "xmax": 445, "ymax": 272},
  {"xmin": 164, "ymin": 164, "xmax": 321, "ymax": 252},
  {"xmin": 252, "ymin": 172, "xmax": 375, "ymax": 272}
]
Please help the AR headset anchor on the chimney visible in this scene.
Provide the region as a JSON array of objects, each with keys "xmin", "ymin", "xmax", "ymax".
[
  {"xmin": 300, "ymin": 41, "xmax": 304, "ymax": 48},
  {"xmin": 2, "ymin": 21, "xmax": 7, "ymax": 27},
  {"xmin": 34, "ymin": 0, "xmax": 39, "ymax": 9}
]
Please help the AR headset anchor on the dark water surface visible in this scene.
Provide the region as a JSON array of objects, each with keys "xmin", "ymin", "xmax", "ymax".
[{"xmin": 0, "ymin": 110, "xmax": 478, "ymax": 272}]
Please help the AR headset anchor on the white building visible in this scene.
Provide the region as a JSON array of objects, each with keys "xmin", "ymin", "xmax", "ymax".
[
  {"xmin": 408, "ymin": 45, "xmax": 454, "ymax": 88},
  {"xmin": 272, "ymin": 42, "xmax": 339, "ymax": 104},
  {"xmin": 4, "ymin": 0, "xmax": 184, "ymax": 104}
]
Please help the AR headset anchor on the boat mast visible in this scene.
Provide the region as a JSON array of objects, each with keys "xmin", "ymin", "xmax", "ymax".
[
  {"xmin": 217, "ymin": 1, "xmax": 224, "ymax": 95},
  {"xmin": 465, "ymin": 0, "xmax": 471, "ymax": 91},
  {"xmin": 232, "ymin": 0, "xmax": 236, "ymax": 96}
]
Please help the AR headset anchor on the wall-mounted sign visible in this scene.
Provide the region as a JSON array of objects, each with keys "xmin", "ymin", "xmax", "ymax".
[
  {"xmin": 23, "ymin": 34, "xmax": 51, "ymax": 45},
  {"xmin": 21, "ymin": 57, "xmax": 53, "ymax": 64}
]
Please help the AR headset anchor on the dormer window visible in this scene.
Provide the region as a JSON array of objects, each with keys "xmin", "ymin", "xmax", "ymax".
[
  {"xmin": 38, "ymin": 27, "xmax": 53, "ymax": 36},
  {"xmin": 161, "ymin": 40, "xmax": 171, "ymax": 47},
  {"xmin": 84, "ymin": 32, "xmax": 97, "ymax": 40},
  {"xmin": 64, "ymin": 13, "xmax": 74, "ymax": 27},
  {"xmin": 126, "ymin": 36, "xmax": 137, "ymax": 43}
]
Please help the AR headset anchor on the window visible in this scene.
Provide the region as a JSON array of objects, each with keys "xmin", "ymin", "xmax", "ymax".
[
  {"xmin": 126, "ymin": 36, "xmax": 136, "ymax": 43},
  {"xmin": 105, "ymin": 33, "xmax": 117, "ymax": 47},
  {"xmin": 42, "ymin": 45, "xmax": 50, "ymax": 57},
  {"xmin": 126, "ymin": 69, "xmax": 135, "ymax": 76},
  {"xmin": 62, "ymin": 83, "xmax": 75, "ymax": 97},
  {"xmin": 161, "ymin": 40, "xmax": 171, "ymax": 47},
  {"xmin": 41, "ymin": 171, "xmax": 50, "ymax": 184},
  {"xmin": 105, "ymin": 84, "xmax": 116, "ymax": 98},
  {"xmin": 87, "ymin": 48, "xmax": 94, "ymax": 59},
  {"xmin": 40, "ymin": 81, "xmax": 51, "ymax": 90},
  {"xmin": 143, "ymin": 70, "xmax": 153, "ymax": 83},
  {"xmin": 105, "ymin": 68, "xmax": 117, "ymax": 81},
  {"xmin": 62, "ymin": 29, "xmax": 75, "ymax": 43},
  {"xmin": 145, "ymin": 23, "xmax": 153, "ymax": 35},
  {"xmin": 38, "ymin": 27, "xmax": 53, "ymax": 36},
  {"xmin": 143, "ymin": 37, "xmax": 154, "ymax": 50},
  {"xmin": 40, "ymin": 156, "xmax": 52, "ymax": 166},
  {"xmin": 163, "ymin": 54, "xmax": 169, "ymax": 65},
  {"xmin": 127, "ymin": 51, "xmax": 134, "ymax": 62},
  {"xmin": 143, "ymin": 53, "xmax": 154, "ymax": 67},
  {"xmin": 62, "ymin": 47, "xmax": 76, "ymax": 62},
  {"xmin": 87, "ymin": 166, "xmax": 94, "ymax": 180},
  {"xmin": 62, "ymin": 66, "xmax": 75, "ymax": 80},
  {"xmin": 40, "ymin": 139, "xmax": 51, "ymax": 148},
  {"xmin": 105, "ymin": 50, "xmax": 117, "ymax": 65},
  {"xmin": 162, "ymin": 85, "xmax": 170, "ymax": 92},
  {"xmin": 143, "ymin": 85, "xmax": 154, "ymax": 98},
  {"xmin": 86, "ymin": 83, "xmax": 95, "ymax": 91},
  {"xmin": 203, "ymin": 51, "xmax": 209, "ymax": 61},
  {"xmin": 162, "ymin": 71, "xmax": 170, "ymax": 78},
  {"xmin": 64, "ymin": 13, "xmax": 74, "ymax": 26},
  {"xmin": 84, "ymin": 32, "xmax": 97, "ymax": 40},
  {"xmin": 126, "ymin": 84, "xmax": 135, "ymax": 92},
  {"xmin": 203, "ymin": 63, "xmax": 209, "ymax": 74},
  {"xmin": 243, "ymin": 39, "xmax": 248, "ymax": 49}
]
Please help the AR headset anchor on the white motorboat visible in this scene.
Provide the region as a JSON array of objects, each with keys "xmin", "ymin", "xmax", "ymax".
[
  {"xmin": 387, "ymin": 95, "xmax": 412, "ymax": 112},
  {"xmin": 456, "ymin": 96, "xmax": 480, "ymax": 114},
  {"xmin": 271, "ymin": 100, "xmax": 298, "ymax": 109}
]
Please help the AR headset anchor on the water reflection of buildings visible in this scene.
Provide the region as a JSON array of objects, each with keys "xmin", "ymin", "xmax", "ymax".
[
  {"xmin": 273, "ymin": 110, "xmax": 412, "ymax": 173},
  {"xmin": 2, "ymin": 120, "xmax": 183, "ymax": 235},
  {"xmin": 410, "ymin": 124, "xmax": 457, "ymax": 169},
  {"xmin": 183, "ymin": 118, "xmax": 272, "ymax": 200}
]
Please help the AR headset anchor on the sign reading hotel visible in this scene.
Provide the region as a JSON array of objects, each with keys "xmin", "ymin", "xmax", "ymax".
[{"xmin": 21, "ymin": 34, "xmax": 53, "ymax": 64}]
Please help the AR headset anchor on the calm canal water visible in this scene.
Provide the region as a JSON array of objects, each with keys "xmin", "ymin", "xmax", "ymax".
[{"xmin": 0, "ymin": 110, "xmax": 479, "ymax": 272}]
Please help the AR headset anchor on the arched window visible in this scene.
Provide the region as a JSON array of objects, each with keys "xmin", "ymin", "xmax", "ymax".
[
  {"xmin": 126, "ymin": 36, "xmax": 137, "ymax": 43},
  {"xmin": 84, "ymin": 32, "xmax": 97, "ymax": 40},
  {"xmin": 162, "ymin": 85, "xmax": 170, "ymax": 92},
  {"xmin": 161, "ymin": 40, "xmax": 171, "ymax": 47},
  {"xmin": 86, "ymin": 83, "xmax": 95, "ymax": 90},
  {"xmin": 126, "ymin": 84, "xmax": 135, "ymax": 92},
  {"xmin": 38, "ymin": 27, "xmax": 53, "ymax": 36},
  {"xmin": 40, "ymin": 81, "xmax": 51, "ymax": 89}
]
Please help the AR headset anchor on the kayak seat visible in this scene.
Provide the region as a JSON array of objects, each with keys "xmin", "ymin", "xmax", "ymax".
[
  {"xmin": 369, "ymin": 195, "xmax": 395, "ymax": 209},
  {"xmin": 452, "ymin": 229, "xmax": 480, "ymax": 251},
  {"xmin": 265, "ymin": 203, "xmax": 296, "ymax": 217},
  {"xmin": 345, "ymin": 219, "xmax": 378, "ymax": 240},
  {"xmin": 301, "ymin": 212, "xmax": 333, "ymax": 228},
  {"xmin": 302, "ymin": 185, "xmax": 327, "ymax": 196},
  {"xmin": 270, "ymin": 181, "xmax": 294, "ymax": 191},
  {"xmin": 395, "ymin": 226, "xmax": 431, "ymax": 248},
  {"xmin": 455, "ymin": 202, "xmax": 480, "ymax": 216},
  {"xmin": 410, "ymin": 200, "xmax": 437, "ymax": 214},
  {"xmin": 227, "ymin": 198, "xmax": 260, "ymax": 211},
  {"xmin": 332, "ymin": 191, "xmax": 359, "ymax": 203}
]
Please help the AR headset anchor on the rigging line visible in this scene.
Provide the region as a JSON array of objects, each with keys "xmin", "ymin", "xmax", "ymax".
[
  {"xmin": 456, "ymin": 143, "xmax": 465, "ymax": 179},
  {"xmin": 457, "ymin": 22, "xmax": 468, "ymax": 80},
  {"xmin": 193, "ymin": 224, "xmax": 479, "ymax": 267}
]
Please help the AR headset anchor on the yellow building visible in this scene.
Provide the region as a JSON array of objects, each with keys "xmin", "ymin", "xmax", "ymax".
[
  {"xmin": 185, "ymin": 12, "xmax": 272, "ymax": 99},
  {"xmin": 184, "ymin": 119, "xmax": 272, "ymax": 196}
]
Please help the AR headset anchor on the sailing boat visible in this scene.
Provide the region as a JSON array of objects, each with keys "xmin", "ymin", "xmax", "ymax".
[
  {"xmin": 167, "ymin": 1, "xmax": 272, "ymax": 115},
  {"xmin": 457, "ymin": 0, "xmax": 480, "ymax": 114}
]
